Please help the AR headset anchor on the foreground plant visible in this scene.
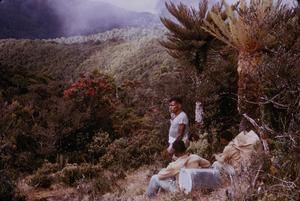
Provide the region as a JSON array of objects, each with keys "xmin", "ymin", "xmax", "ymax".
[
  {"xmin": 160, "ymin": 0, "xmax": 216, "ymax": 73},
  {"xmin": 202, "ymin": 0, "xmax": 298, "ymax": 131}
]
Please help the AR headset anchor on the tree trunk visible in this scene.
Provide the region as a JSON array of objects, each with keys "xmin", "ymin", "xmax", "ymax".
[
  {"xmin": 237, "ymin": 51, "xmax": 262, "ymax": 131},
  {"xmin": 195, "ymin": 101, "xmax": 204, "ymax": 126}
]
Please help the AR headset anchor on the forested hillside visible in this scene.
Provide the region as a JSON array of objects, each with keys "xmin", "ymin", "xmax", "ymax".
[
  {"xmin": 0, "ymin": 22, "xmax": 242, "ymax": 200},
  {"xmin": 0, "ymin": 0, "xmax": 299, "ymax": 201}
]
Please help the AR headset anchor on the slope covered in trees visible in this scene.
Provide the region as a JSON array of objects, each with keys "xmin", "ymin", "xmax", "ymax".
[
  {"xmin": 0, "ymin": 0, "xmax": 299, "ymax": 200},
  {"xmin": 0, "ymin": 23, "xmax": 244, "ymax": 200}
]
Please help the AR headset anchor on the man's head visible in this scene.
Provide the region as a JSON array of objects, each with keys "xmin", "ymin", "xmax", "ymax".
[
  {"xmin": 172, "ymin": 140, "xmax": 186, "ymax": 156},
  {"xmin": 168, "ymin": 97, "xmax": 183, "ymax": 115},
  {"xmin": 219, "ymin": 131, "xmax": 233, "ymax": 145}
]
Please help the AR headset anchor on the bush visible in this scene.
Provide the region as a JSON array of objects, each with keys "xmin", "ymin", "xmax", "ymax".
[
  {"xmin": 29, "ymin": 162, "xmax": 116, "ymax": 196},
  {"xmin": 100, "ymin": 130, "xmax": 163, "ymax": 171},
  {"xmin": 100, "ymin": 109, "xmax": 165, "ymax": 170},
  {"xmin": 60, "ymin": 164, "xmax": 103, "ymax": 186},
  {"xmin": 0, "ymin": 171, "xmax": 15, "ymax": 201},
  {"xmin": 187, "ymin": 132, "xmax": 210, "ymax": 159},
  {"xmin": 56, "ymin": 71, "xmax": 117, "ymax": 155},
  {"xmin": 254, "ymin": 45, "xmax": 300, "ymax": 200},
  {"xmin": 87, "ymin": 131, "xmax": 111, "ymax": 162}
]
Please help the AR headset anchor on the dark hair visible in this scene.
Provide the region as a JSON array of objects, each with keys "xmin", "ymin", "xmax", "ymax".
[
  {"xmin": 169, "ymin": 97, "xmax": 183, "ymax": 104},
  {"xmin": 220, "ymin": 131, "xmax": 233, "ymax": 142},
  {"xmin": 172, "ymin": 140, "xmax": 186, "ymax": 154}
]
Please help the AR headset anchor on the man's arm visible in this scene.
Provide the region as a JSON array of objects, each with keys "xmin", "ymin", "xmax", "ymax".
[
  {"xmin": 157, "ymin": 167, "xmax": 178, "ymax": 180},
  {"xmin": 157, "ymin": 159, "xmax": 183, "ymax": 180},
  {"xmin": 176, "ymin": 124, "xmax": 185, "ymax": 141}
]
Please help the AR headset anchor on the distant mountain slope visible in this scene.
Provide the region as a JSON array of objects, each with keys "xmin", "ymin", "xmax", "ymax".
[
  {"xmin": 48, "ymin": 26, "xmax": 166, "ymax": 44},
  {"xmin": 0, "ymin": 38, "xmax": 107, "ymax": 79},
  {"xmin": 0, "ymin": 0, "xmax": 159, "ymax": 39},
  {"xmin": 0, "ymin": 26, "xmax": 178, "ymax": 82},
  {"xmin": 0, "ymin": 26, "xmax": 188, "ymax": 107}
]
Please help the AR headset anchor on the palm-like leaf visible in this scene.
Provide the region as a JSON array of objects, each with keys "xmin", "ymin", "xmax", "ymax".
[
  {"xmin": 160, "ymin": 0, "xmax": 216, "ymax": 71},
  {"xmin": 203, "ymin": 0, "xmax": 296, "ymax": 52},
  {"xmin": 202, "ymin": 0, "xmax": 298, "ymax": 131}
]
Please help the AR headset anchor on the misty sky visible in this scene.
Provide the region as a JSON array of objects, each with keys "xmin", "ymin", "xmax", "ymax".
[
  {"xmin": 1, "ymin": 0, "xmax": 297, "ymax": 38},
  {"xmin": 99, "ymin": 0, "xmax": 296, "ymax": 13},
  {"xmin": 98, "ymin": 0, "xmax": 220, "ymax": 13},
  {"xmin": 100, "ymin": 0, "xmax": 159, "ymax": 13},
  {"xmin": 49, "ymin": 0, "xmax": 298, "ymax": 35},
  {"xmin": 97, "ymin": 0, "xmax": 242, "ymax": 13}
]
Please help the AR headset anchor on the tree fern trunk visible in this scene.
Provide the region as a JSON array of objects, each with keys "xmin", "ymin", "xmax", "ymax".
[{"xmin": 237, "ymin": 51, "xmax": 262, "ymax": 131}]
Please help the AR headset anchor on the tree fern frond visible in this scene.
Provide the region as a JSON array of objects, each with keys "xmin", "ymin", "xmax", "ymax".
[
  {"xmin": 203, "ymin": 0, "xmax": 297, "ymax": 52},
  {"xmin": 239, "ymin": 0, "xmax": 247, "ymax": 11},
  {"xmin": 198, "ymin": 0, "xmax": 208, "ymax": 19},
  {"xmin": 165, "ymin": 2, "xmax": 195, "ymax": 29},
  {"xmin": 202, "ymin": 19, "xmax": 234, "ymax": 48},
  {"xmin": 208, "ymin": 11, "xmax": 231, "ymax": 41},
  {"xmin": 160, "ymin": 18, "xmax": 198, "ymax": 40},
  {"xmin": 224, "ymin": 1, "xmax": 234, "ymax": 19},
  {"xmin": 160, "ymin": 0, "xmax": 216, "ymax": 71}
]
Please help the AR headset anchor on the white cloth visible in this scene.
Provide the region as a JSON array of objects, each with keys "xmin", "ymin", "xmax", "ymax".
[
  {"xmin": 158, "ymin": 154, "xmax": 211, "ymax": 179},
  {"xmin": 214, "ymin": 130, "xmax": 263, "ymax": 172},
  {"xmin": 146, "ymin": 154, "xmax": 210, "ymax": 198},
  {"xmin": 168, "ymin": 111, "xmax": 189, "ymax": 144}
]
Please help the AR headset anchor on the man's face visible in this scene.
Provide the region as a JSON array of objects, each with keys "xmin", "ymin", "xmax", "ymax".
[{"xmin": 169, "ymin": 101, "xmax": 181, "ymax": 114}]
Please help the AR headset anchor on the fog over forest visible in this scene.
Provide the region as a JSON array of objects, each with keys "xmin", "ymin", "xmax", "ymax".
[{"xmin": 0, "ymin": 0, "xmax": 297, "ymax": 39}]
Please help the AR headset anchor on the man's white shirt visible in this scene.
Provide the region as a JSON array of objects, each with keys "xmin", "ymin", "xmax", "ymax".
[{"xmin": 168, "ymin": 111, "xmax": 189, "ymax": 144}]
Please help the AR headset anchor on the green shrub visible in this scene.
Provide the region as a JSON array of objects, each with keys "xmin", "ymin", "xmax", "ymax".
[
  {"xmin": 187, "ymin": 133, "xmax": 210, "ymax": 159},
  {"xmin": 100, "ymin": 129, "xmax": 163, "ymax": 170},
  {"xmin": 60, "ymin": 164, "xmax": 103, "ymax": 186},
  {"xmin": 254, "ymin": 46, "xmax": 300, "ymax": 200},
  {"xmin": 56, "ymin": 71, "xmax": 117, "ymax": 155},
  {"xmin": 87, "ymin": 131, "xmax": 111, "ymax": 162}
]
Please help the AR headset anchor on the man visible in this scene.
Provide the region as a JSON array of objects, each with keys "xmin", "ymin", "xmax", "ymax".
[
  {"xmin": 213, "ymin": 130, "xmax": 262, "ymax": 173},
  {"xmin": 146, "ymin": 140, "xmax": 210, "ymax": 198},
  {"xmin": 167, "ymin": 97, "xmax": 189, "ymax": 154}
]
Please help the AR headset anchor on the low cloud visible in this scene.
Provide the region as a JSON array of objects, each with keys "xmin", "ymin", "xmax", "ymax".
[
  {"xmin": 47, "ymin": 0, "xmax": 161, "ymax": 36},
  {"xmin": 47, "ymin": 0, "xmax": 297, "ymax": 36},
  {"xmin": 2, "ymin": 0, "xmax": 296, "ymax": 38},
  {"xmin": 100, "ymin": 0, "xmax": 159, "ymax": 13}
]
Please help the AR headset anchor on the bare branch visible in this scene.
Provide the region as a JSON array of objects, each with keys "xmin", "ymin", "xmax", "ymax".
[
  {"xmin": 243, "ymin": 113, "xmax": 270, "ymax": 154},
  {"xmin": 252, "ymin": 164, "xmax": 263, "ymax": 188}
]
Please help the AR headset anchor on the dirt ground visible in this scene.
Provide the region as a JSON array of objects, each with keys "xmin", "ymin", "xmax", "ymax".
[{"xmin": 17, "ymin": 165, "xmax": 231, "ymax": 201}]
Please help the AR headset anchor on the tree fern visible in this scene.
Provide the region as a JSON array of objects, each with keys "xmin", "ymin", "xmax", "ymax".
[
  {"xmin": 203, "ymin": 0, "xmax": 297, "ymax": 52},
  {"xmin": 160, "ymin": 0, "xmax": 216, "ymax": 72},
  {"xmin": 202, "ymin": 0, "xmax": 298, "ymax": 131}
]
